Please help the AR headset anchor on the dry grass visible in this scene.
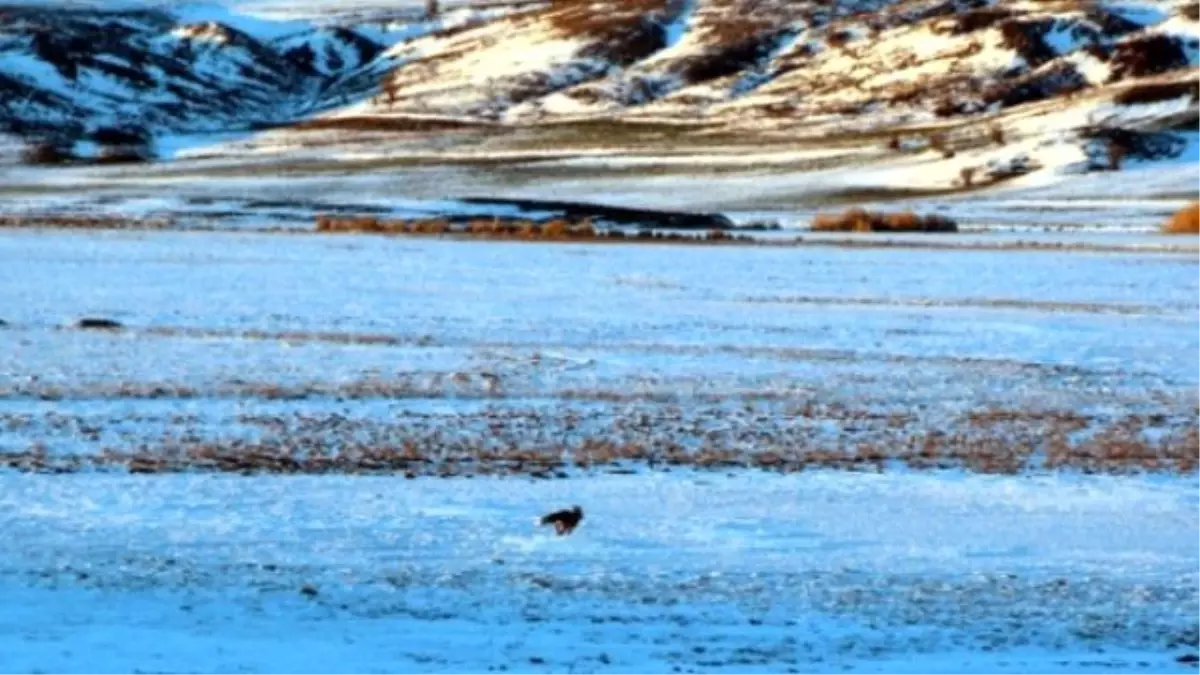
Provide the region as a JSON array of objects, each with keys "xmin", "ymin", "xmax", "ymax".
[
  {"xmin": 314, "ymin": 214, "xmax": 752, "ymax": 244},
  {"xmin": 0, "ymin": 214, "xmax": 172, "ymax": 230},
  {"xmin": 20, "ymin": 141, "xmax": 74, "ymax": 166},
  {"xmin": 810, "ymin": 208, "xmax": 959, "ymax": 233},
  {"xmin": 1162, "ymin": 202, "xmax": 1200, "ymax": 234},
  {"xmin": 1108, "ymin": 34, "xmax": 1193, "ymax": 82},
  {"xmin": 2, "ymin": 406, "xmax": 1193, "ymax": 477}
]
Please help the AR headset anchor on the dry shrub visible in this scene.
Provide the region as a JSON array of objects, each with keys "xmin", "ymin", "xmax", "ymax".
[
  {"xmin": 998, "ymin": 18, "xmax": 1056, "ymax": 67},
  {"xmin": 1163, "ymin": 202, "xmax": 1200, "ymax": 234},
  {"xmin": 20, "ymin": 141, "xmax": 74, "ymax": 166},
  {"xmin": 706, "ymin": 229, "xmax": 730, "ymax": 241},
  {"xmin": 927, "ymin": 132, "xmax": 955, "ymax": 158},
  {"xmin": 541, "ymin": 219, "xmax": 569, "ymax": 239},
  {"xmin": 671, "ymin": 27, "xmax": 790, "ymax": 85},
  {"xmin": 1082, "ymin": 125, "xmax": 1186, "ymax": 170},
  {"xmin": 0, "ymin": 214, "xmax": 170, "ymax": 230},
  {"xmin": 468, "ymin": 218, "xmax": 497, "ymax": 235},
  {"xmin": 571, "ymin": 221, "xmax": 597, "ymax": 238},
  {"xmin": 982, "ymin": 61, "xmax": 1087, "ymax": 110},
  {"xmin": 1108, "ymin": 34, "xmax": 1192, "ymax": 82},
  {"xmin": 959, "ymin": 166, "xmax": 977, "ymax": 187},
  {"xmin": 1107, "ymin": 142, "xmax": 1127, "ymax": 171},
  {"xmin": 811, "ymin": 208, "xmax": 958, "ymax": 233},
  {"xmin": 825, "ymin": 29, "xmax": 853, "ymax": 48},
  {"xmin": 550, "ymin": 0, "xmax": 670, "ymax": 66},
  {"xmin": 418, "ymin": 219, "xmax": 446, "ymax": 233},
  {"xmin": 881, "ymin": 211, "xmax": 921, "ymax": 230},
  {"xmin": 988, "ymin": 124, "xmax": 1006, "ymax": 146},
  {"xmin": 316, "ymin": 215, "xmax": 382, "ymax": 232},
  {"xmin": 517, "ymin": 221, "xmax": 539, "ymax": 238}
]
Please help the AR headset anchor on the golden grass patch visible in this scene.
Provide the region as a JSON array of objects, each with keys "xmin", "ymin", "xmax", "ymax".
[
  {"xmin": 811, "ymin": 208, "xmax": 959, "ymax": 233},
  {"xmin": 1162, "ymin": 201, "xmax": 1199, "ymax": 234}
]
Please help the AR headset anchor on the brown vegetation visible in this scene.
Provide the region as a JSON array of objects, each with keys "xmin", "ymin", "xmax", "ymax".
[
  {"xmin": 1162, "ymin": 202, "xmax": 1200, "ymax": 234},
  {"xmin": 811, "ymin": 208, "xmax": 959, "ymax": 233},
  {"xmin": 314, "ymin": 214, "xmax": 752, "ymax": 244},
  {"xmin": 0, "ymin": 214, "xmax": 172, "ymax": 230},
  {"xmin": 1108, "ymin": 34, "xmax": 1193, "ymax": 82},
  {"xmin": 1, "ymin": 406, "xmax": 1193, "ymax": 477},
  {"xmin": 20, "ymin": 141, "xmax": 74, "ymax": 166},
  {"xmin": 927, "ymin": 132, "xmax": 955, "ymax": 158},
  {"xmin": 997, "ymin": 18, "xmax": 1057, "ymax": 67}
]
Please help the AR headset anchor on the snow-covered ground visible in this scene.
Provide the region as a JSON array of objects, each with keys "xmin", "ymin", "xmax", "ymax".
[
  {"xmin": 1, "ymin": 0, "xmax": 1196, "ymax": 229},
  {"xmin": 0, "ymin": 471, "xmax": 1196, "ymax": 673},
  {"xmin": 0, "ymin": 221, "xmax": 1196, "ymax": 672},
  {"xmin": 0, "ymin": 229, "xmax": 1195, "ymax": 462},
  {"xmin": 0, "ymin": 156, "xmax": 1196, "ymax": 233}
]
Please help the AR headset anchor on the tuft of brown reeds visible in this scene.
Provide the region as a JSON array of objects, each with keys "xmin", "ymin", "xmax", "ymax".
[
  {"xmin": 1162, "ymin": 201, "xmax": 1199, "ymax": 234},
  {"xmin": 811, "ymin": 208, "xmax": 959, "ymax": 233}
]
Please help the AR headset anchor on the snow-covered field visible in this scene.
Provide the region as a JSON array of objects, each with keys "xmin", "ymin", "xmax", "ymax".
[
  {"xmin": 1, "ymin": 0, "xmax": 1196, "ymax": 667},
  {"xmin": 0, "ymin": 471, "xmax": 1196, "ymax": 673},
  {"xmin": 0, "ymin": 229, "xmax": 1196, "ymax": 671}
]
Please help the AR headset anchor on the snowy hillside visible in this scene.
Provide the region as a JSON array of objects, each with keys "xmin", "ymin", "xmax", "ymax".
[
  {"xmin": 0, "ymin": 0, "xmax": 1195, "ymax": 187},
  {"xmin": 0, "ymin": 1, "xmax": 507, "ymax": 153}
]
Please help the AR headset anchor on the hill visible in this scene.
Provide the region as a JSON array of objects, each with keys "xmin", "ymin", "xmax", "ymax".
[{"xmin": 0, "ymin": 0, "xmax": 1195, "ymax": 194}]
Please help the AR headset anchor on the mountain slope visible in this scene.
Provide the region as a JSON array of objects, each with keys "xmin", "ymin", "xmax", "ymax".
[
  {"xmin": 300, "ymin": 0, "xmax": 1197, "ymax": 186},
  {"xmin": 0, "ymin": 3, "xmax": 500, "ymax": 150},
  {"xmin": 0, "ymin": 0, "xmax": 1195, "ymax": 187}
]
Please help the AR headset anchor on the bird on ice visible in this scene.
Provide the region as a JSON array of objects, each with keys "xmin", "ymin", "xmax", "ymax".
[{"xmin": 539, "ymin": 505, "xmax": 583, "ymax": 536}]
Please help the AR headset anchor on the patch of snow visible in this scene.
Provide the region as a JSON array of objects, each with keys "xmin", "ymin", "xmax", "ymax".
[
  {"xmin": 1101, "ymin": 1, "xmax": 1172, "ymax": 27},
  {"xmin": 1089, "ymin": 93, "xmax": 1198, "ymax": 129},
  {"xmin": 0, "ymin": 471, "xmax": 1193, "ymax": 672},
  {"xmin": 659, "ymin": 0, "xmax": 697, "ymax": 49},
  {"xmin": 168, "ymin": 2, "xmax": 311, "ymax": 40},
  {"xmin": 1043, "ymin": 19, "xmax": 1085, "ymax": 54},
  {"xmin": 0, "ymin": 51, "xmax": 72, "ymax": 97},
  {"xmin": 1064, "ymin": 50, "xmax": 1112, "ymax": 84}
]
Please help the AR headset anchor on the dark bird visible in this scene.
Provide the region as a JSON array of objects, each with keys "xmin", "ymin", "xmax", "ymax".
[{"xmin": 539, "ymin": 505, "xmax": 583, "ymax": 536}]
